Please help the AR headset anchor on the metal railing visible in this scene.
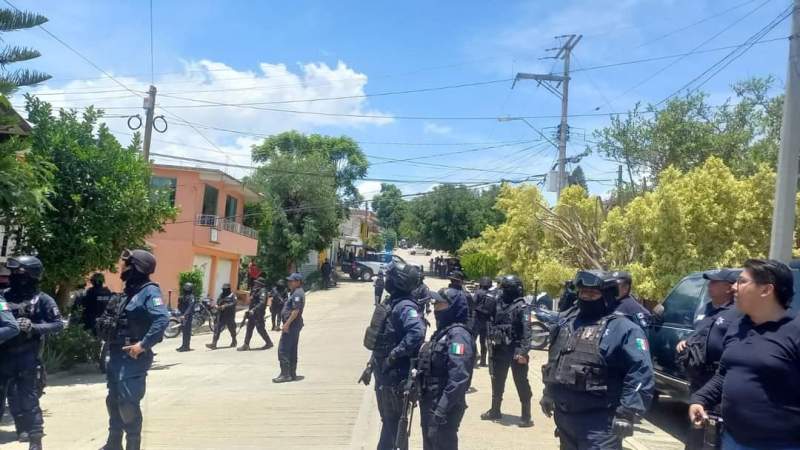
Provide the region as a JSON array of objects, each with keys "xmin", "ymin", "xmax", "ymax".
[{"xmin": 195, "ymin": 215, "xmax": 258, "ymax": 239}]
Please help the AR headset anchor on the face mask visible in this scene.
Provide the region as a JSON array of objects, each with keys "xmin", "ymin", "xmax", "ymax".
[
  {"xmin": 221, "ymin": 289, "xmax": 231, "ymax": 296},
  {"xmin": 577, "ymin": 299, "xmax": 607, "ymax": 318},
  {"xmin": 9, "ymin": 273, "xmax": 34, "ymax": 291},
  {"xmin": 91, "ymin": 281, "xmax": 102, "ymax": 288},
  {"xmin": 120, "ymin": 265, "xmax": 133, "ymax": 282}
]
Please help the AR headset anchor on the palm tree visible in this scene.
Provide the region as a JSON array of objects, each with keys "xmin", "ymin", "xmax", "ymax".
[{"xmin": 0, "ymin": 8, "xmax": 51, "ymax": 95}]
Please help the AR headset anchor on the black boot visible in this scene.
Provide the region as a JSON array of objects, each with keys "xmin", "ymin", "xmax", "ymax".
[
  {"xmin": 126, "ymin": 435, "xmax": 141, "ymax": 450},
  {"xmin": 28, "ymin": 436, "xmax": 42, "ymax": 450},
  {"xmin": 260, "ymin": 342, "xmax": 274, "ymax": 350},
  {"xmin": 230, "ymin": 339, "xmax": 237, "ymax": 348},
  {"xmin": 273, "ymin": 362, "xmax": 292, "ymax": 383},
  {"xmin": 176, "ymin": 346, "xmax": 192, "ymax": 352},
  {"xmin": 519, "ymin": 400, "xmax": 534, "ymax": 428},
  {"xmin": 206, "ymin": 342, "xmax": 217, "ymax": 350},
  {"xmin": 99, "ymin": 432, "xmax": 123, "ymax": 450},
  {"xmin": 237, "ymin": 344, "xmax": 250, "ymax": 351},
  {"xmin": 481, "ymin": 398, "xmax": 502, "ymax": 420},
  {"xmin": 18, "ymin": 431, "xmax": 29, "ymax": 442}
]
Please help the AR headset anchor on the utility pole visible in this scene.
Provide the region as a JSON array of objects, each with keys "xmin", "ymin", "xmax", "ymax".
[
  {"xmin": 617, "ymin": 164, "xmax": 624, "ymax": 207},
  {"xmin": 510, "ymin": 34, "xmax": 581, "ymax": 199},
  {"xmin": 769, "ymin": 1, "xmax": 800, "ymax": 262},
  {"xmin": 142, "ymin": 85, "xmax": 157, "ymax": 163}
]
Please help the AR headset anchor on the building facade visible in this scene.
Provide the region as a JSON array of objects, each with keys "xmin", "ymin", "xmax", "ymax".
[{"xmin": 105, "ymin": 164, "xmax": 260, "ymax": 305}]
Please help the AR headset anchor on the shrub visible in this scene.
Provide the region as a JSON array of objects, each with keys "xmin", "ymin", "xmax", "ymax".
[
  {"xmin": 41, "ymin": 321, "xmax": 100, "ymax": 372},
  {"xmin": 461, "ymin": 252, "xmax": 499, "ymax": 281}
]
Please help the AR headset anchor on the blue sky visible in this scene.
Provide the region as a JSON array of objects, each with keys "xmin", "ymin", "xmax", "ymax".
[{"xmin": 8, "ymin": 0, "xmax": 793, "ymax": 203}]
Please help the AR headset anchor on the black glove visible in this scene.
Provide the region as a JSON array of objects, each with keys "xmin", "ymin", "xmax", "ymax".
[
  {"xmin": 386, "ymin": 351, "xmax": 398, "ymax": 368},
  {"xmin": 17, "ymin": 317, "xmax": 33, "ymax": 334},
  {"xmin": 612, "ymin": 415, "xmax": 634, "ymax": 438},
  {"xmin": 540, "ymin": 396, "xmax": 555, "ymax": 418},
  {"xmin": 433, "ymin": 411, "xmax": 447, "ymax": 426}
]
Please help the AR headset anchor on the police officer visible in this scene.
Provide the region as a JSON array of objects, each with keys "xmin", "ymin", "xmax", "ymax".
[
  {"xmin": 206, "ymin": 283, "xmax": 238, "ymax": 350},
  {"xmin": 269, "ymin": 280, "xmax": 287, "ymax": 331},
  {"xmin": 370, "ymin": 262, "xmax": 426, "ymax": 450},
  {"xmin": 0, "ymin": 256, "xmax": 63, "ymax": 450},
  {"xmin": 238, "ymin": 278, "xmax": 273, "ymax": 351},
  {"xmin": 480, "ymin": 275, "xmax": 533, "ymax": 427},
  {"xmin": 374, "ymin": 271, "xmax": 385, "ymax": 306},
  {"xmin": 418, "ymin": 289, "xmax": 475, "ymax": 450},
  {"xmin": 541, "ymin": 270, "xmax": 654, "ymax": 450},
  {"xmin": 557, "ymin": 280, "xmax": 577, "ymax": 312},
  {"xmin": 472, "ymin": 277, "xmax": 494, "ymax": 368},
  {"xmin": 176, "ymin": 282, "xmax": 196, "ymax": 352},
  {"xmin": 676, "ymin": 269, "xmax": 740, "ymax": 450},
  {"xmin": 611, "ymin": 271, "xmax": 651, "ymax": 329},
  {"xmin": 273, "ymin": 272, "xmax": 306, "ymax": 383},
  {"xmin": 321, "ymin": 258, "xmax": 333, "ymax": 290},
  {"xmin": 96, "ymin": 249, "xmax": 169, "ymax": 450},
  {"xmin": 73, "ymin": 273, "xmax": 113, "ymax": 335}
]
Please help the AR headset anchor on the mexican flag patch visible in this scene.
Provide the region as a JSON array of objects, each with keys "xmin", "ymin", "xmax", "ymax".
[
  {"xmin": 450, "ymin": 342, "xmax": 465, "ymax": 355},
  {"xmin": 635, "ymin": 338, "xmax": 649, "ymax": 351},
  {"xmin": 407, "ymin": 309, "xmax": 418, "ymax": 318},
  {"xmin": 0, "ymin": 301, "xmax": 7, "ymax": 311},
  {"xmin": 151, "ymin": 297, "xmax": 164, "ymax": 307}
]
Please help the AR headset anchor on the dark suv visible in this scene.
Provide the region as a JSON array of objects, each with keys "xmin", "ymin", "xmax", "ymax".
[{"xmin": 648, "ymin": 261, "xmax": 800, "ymax": 403}]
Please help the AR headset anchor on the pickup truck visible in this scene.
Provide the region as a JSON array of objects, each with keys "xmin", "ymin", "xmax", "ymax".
[
  {"xmin": 648, "ymin": 260, "xmax": 800, "ymax": 403},
  {"xmin": 340, "ymin": 252, "xmax": 406, "ymax": 281}
]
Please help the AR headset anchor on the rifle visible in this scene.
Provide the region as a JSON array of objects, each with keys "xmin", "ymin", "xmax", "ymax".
[
  {"xmin": 358, "ymin": 357, "xmax": 374, "ymax": 386},
  {"xmin": 235, "ymin": 310, "xmax": 251, "ymax": 337},
  {"xmin": 394, "ymin": 360, "xmax": 419, "ymax": 450}
]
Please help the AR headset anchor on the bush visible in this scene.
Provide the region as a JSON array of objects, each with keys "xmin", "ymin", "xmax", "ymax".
[
  {"xmin": 461, "ymin": 252, "xmax": 499, "ymax": 281},
  {"xmin": 178, "ymin": 268, "xmax": 204, "ymax": 296},
  {"xmin": 41, "ymin": 321, "xmax": 100, "ymax": 372},
  {"xmin": 304, "ymin": 270, "xmax": 321, "ymax": 290}
]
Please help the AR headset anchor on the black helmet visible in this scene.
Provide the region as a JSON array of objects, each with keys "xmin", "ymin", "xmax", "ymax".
[
  {"xmin": 182, "ymin": 282, "xmax": 194, "ymax": 293},
  {"xmin": 121, "ymin": 249, "xmax": 156, "ymax": 275},
  {"xmin": 574, "ymin": 270, "xmax": 619, "ymax": 297},
  {"xmin": 221, "ymin": 283, "xmax": 231, "ymax": 290},
  {"xmin": 385, "ymin": 261, "xmax": 422, "ymax": 296},
  {"xmin": 448, "ymin": 270, "xmax": 465, "ymax": 281},
  {"xmin": 90, "ymin": 272, "xmax": 105, "ymax": 285},
  {"xmin": 499, "ymin": 274, "xmax": 524, "ymax": 300},
  {"xmin": 6, "ymin": 255, "xmax": 44, "ymax": 281},
  {"xmin": 478, "ymin": 276, "xmax": 492, "ymax": 289}
]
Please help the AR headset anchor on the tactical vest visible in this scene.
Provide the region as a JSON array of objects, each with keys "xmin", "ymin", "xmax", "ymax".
[
  {"xmin": 363, "ymin": 298, "xmax": 416, "ymax": 356},
  {"xmin": 488, "ymin": 298, "xmax": 525, "ymax": 346},
  {"xmin": 542, "ymin": 314, "xmax": 613, "ymax": 404},
  {"xmin": 418, "ymin": 323, "xmax": 469, "ymax": 397},
  {"xmin": 112, "ymin": 283, "xmax": 158, "ymax": 345},
  {"xmin": 0, "ymin": 291, "xmax": 41, "ymax": 351}
]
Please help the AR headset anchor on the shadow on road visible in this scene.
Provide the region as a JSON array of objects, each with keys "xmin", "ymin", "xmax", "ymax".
[
  {"xmin": 645, "ymin": 396, "xmax": 689, "ymax": 443},
  {"xmin": 0, "ymin": 428, "xmax": 19, "ymax": 445}
]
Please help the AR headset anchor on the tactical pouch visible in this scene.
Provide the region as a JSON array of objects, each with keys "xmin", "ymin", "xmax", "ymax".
[
  {"xmin": 364, "ymin": 303, "xmax": 392, "ymax": 351},
  {"xmin": 702, "ymin": 414, "xmax": 723, "ymax": 449}
]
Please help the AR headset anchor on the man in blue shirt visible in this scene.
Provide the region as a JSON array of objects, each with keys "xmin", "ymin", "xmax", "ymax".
[
  {"xmin": 690, "ymin": 259, "xmax": 800, "ymax": 450},
  {"xmin": 273, "ymin": 273, "xmax": 305, "ymax": 383}
]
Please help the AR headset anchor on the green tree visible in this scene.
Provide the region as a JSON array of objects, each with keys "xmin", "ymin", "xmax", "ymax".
[
  {"xmin": 567, "ymin": 165, "xmax": 588, "ymax": 191},
  {"xmin": 249, "ymin": 153, "xmax": 340, "ymax": 283},
  {"xmin": 371, "ymin": 183, "xmax": 406, "ymax": 231},
  {"xmin": 0, "ymin": 8, "xmax": 51, "ymax": 95},
  {"xmin": 14, "ymin": 97, "xmax": 177, "ymax": 308},
  {"xmin": 251, "ymin": 130, "xmax": 368, "ymax": 213}
]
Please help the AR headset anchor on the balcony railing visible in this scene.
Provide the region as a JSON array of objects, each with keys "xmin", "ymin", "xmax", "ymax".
[{"xmin": 195, "ymin": 215, "xmax": 258, "ymax": 239}]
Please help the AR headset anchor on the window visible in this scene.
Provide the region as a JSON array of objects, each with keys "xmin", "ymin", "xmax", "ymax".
[
  {"xmin": 150, "ymin": 176, "xmax": 177, "ymax": 206},
  {"xmin": 662, "ymin": 276, "xmax": 707, "ymax": 326},
  {"xmin": 224, "ymin": 195, "xmax": 238, "ymax": 221},
  {"xmin": 202, "ymin": 185, "xmax": 219, "ymax": 216}
]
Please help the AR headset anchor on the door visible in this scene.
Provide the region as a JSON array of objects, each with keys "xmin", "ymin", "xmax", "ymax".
[
  {"xmin": 214, "ymin": 259, "xmax": 232, "ymax": 299},
  {"xmin": 192, "ymin": 255, "xmax": 213, "ymax": 297}
]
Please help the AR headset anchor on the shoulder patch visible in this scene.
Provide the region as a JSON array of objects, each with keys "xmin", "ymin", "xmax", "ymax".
[
  {"xmin": 151, "ymin": 297, "xmax": 164, "ymax": 307},
  {"xmin": 407, "ymin": 309, "xmax": 419, "ymax": 318},
  {"xmin": 449, "ymin": 342, "xmax": 465, "ymax": 355},
  {"xmin": 635, "ymin": 337, "xmax": 649, "ymax": 352},
  {"xmin": 0, "ymin": 300, "xmax": 7, "ymax": 311}
]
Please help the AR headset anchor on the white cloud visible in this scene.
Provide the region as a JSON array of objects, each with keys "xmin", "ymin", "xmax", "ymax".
[
  {"xmin": 14, "ymin": 59, "xmax": 393, "ymax": 180},
  {"xmin": 357, "ymin": 180, "xmax": 383, "ymax": 201},
  {"xmin": 423, "ymin": 122, "xmax": 452, "ymax": 135}
]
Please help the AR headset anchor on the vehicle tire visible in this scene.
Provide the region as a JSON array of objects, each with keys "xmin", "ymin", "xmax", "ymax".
[
  {"xmin": 349, "ymin": 273, "xmax": 358, "ymax": 280},
  {"xmin": 165, "ymin": 318, "xmax": 182, "ymax": 338},
  {"xmin": 207, "ymin": 315, "xmax": 216, "ymax": 333},
  {"xmin": 361, "ymin": 270, "xmax": 374, "ymax": 282},
  {"xmin": 530, "ymin": 322, "xmax": 550, "ymax": 350},
  {"xmin": 192, "ymin": 314, "xmax": 206, "ymax": 335}
]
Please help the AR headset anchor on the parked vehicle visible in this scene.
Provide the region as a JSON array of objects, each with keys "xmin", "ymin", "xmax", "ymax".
[
  {"xmin": 164, "ymin": 298, "xmax": 216, "ymax": 338},
  {"xmin": 529, "ymin": 306, "xmax": 559, "ymax": 350},
  {"xmin": 648, "ymin": 261, "xmax": 800, "ymax": 403},
  {"xmin": 340, "ymin": 252, "xmax": 406, "ymax": 281},
  {"xmin": 164, "ymin": 308, "xmax": 183, "ymax": 338}
]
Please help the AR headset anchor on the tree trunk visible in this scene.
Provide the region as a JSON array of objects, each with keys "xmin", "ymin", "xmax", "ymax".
[{"xmin": 55, "ymin": 280, "xmax": 72, "ymax": 312}]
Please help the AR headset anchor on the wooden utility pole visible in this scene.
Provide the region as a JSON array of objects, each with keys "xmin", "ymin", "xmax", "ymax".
[
  {"xmin": 142, "ymin": 85, "xmax": 157, "ymax": 163},
  {"xmin": 769, "ymin": 1, "xmax": 800, "ymax": 262}
]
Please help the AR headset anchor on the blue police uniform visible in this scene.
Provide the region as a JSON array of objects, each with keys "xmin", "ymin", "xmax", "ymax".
[
  {"xmin": 419, "ymin": 291, "xmax": 475, "ymax": 450},
  {"xmin": 544, "ymin": 311, "xmax": 654, "ymax": 450},
  {"xmin": 373, "ymin": 295, "xmax": 426, "ymax": 450},
  {"xmin": 177, "ymin": 292, "xmax": 196, "ymax": 350},
  {"xmin": 0, "ymin": 288, "xmax": 63, "ymax": 440},
  {"xmin": 0, "ymin": 296, "xmax": 20, "ymax": 345},
  {"xmin": 614, "ymin": 294, "xmax": 651, "ymax": 329},
  {"xmin": 683, "ymin": 301, "xmax": 741, "ymax": 392},
  {"xmin": 279, "ymin": 287, "xmax": 305, "ymax": 379},
  {"xmin": 691, "ymin": 310, "xmax": 800, "ymax": 449},
  {"xmin": 104, "ymin": 282, "xmax": 169, "ymax": 447}
]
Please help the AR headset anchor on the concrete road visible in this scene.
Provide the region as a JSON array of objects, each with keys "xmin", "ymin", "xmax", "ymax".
[{"xmin": 0, "ymin": 248, "xmax": 686, "ymax": 449}]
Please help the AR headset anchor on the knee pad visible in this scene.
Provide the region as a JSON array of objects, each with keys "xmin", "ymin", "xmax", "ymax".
[{"xmin": 118, "ymin": 401, "xmax": 140, "ymax": 425}]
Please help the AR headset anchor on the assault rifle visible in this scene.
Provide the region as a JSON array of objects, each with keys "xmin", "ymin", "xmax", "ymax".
[{"xmin": 394, "ymin": 360, "xmax": 420, "ymax": 450}]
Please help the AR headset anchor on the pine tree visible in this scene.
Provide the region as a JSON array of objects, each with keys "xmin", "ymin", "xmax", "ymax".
[
  {"xmin": 0, "ymin": 8, "xmax": 51, "ymax": 95},
  {"xmin": 568, "ymin": 165, "xmax": 588, "ymax": 191}
]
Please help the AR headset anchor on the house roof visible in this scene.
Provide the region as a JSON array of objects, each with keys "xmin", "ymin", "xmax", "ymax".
[
  {"xmin": 0, "ymin": 103, "xmax": 32, "ymax": 136},
  {"xmin": 152, "ymin": 163, "xmax": 262, "ymax": 202}
]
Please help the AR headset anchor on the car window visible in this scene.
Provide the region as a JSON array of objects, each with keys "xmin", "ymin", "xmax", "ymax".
[{"xmin": 662, "ymin": 276, "xmax": 706, "ymax": 326}]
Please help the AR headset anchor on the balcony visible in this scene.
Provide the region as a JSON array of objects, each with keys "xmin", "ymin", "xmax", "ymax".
[
  {"xmin": 194, "ymin": 215, "xmax": 258, "ymax": 256},
  {"xmin": 195, "ymin": 215, "xmax": 258, "ymax": 239}
]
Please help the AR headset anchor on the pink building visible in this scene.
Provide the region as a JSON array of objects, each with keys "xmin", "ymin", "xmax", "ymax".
[{"xmin": 106, "ymin": 164, "xmax": 260, "ymax": 306}]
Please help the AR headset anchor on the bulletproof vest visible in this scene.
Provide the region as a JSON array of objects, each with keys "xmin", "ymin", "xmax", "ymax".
[
  {"xmin": 418, "ymin": 323, "xmax": 469, "ymax": 396},
  {"xmin": 488, "ymin": 298, "xmax": 525, "ymax": 346},
  {"xmin": 364, "ymin": 301, "xmax": 393, "ymax": 353},
  {"xmin": 0, "ymin": 291, "xmax": 42, "ymax": 351},
  {"xmin": 113, "ymin": 283, "xmax": 157, "ymax": 344},
  {"xmin": 542, "ymin": 314, "xmax": 613, "ymax": 402},
  {"xmin": 178, "ymin": 294, "xmax": 195, "ymax": 312}
]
